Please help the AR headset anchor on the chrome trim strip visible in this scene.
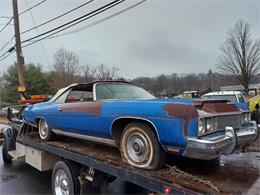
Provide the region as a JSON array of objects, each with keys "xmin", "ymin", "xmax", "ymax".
[
  {"xmin": 198, "ymin": 110, "xmax": 242, "ymax": 118},
  {"xmin": 52, "ymin": 129, "xmax": 117, "ymax": 147}
]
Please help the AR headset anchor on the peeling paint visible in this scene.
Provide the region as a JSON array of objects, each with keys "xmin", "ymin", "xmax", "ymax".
[
  {"xmin": 61, "ymin": 101, "xmax": 102, "ymax": 115},
  {"xmin": 199, "ymin": 103, "xmax": 239, "ymax": 113},
  {"xmin": 193, "ymin": 100, "xmax": 240, "ymax": 113},
  {"xmin": 164, "ymin": 103, "xmax": 199, "ymax": 136}
]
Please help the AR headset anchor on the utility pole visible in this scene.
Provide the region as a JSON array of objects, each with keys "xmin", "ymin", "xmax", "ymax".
[{"xmin": 12, "ymin": 0, "xmax": 26, "ymax": 99}]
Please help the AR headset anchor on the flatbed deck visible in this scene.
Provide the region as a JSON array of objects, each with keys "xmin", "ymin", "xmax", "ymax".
[{"xmin": 17, "ymin": 132, "xmax": 260, "ymax": 194}]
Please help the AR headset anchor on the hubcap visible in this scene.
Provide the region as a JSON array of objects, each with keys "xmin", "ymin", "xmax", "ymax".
[
  {"xmin": 127, "ymin": 132, "xmax": 149, "ymax": 163},
  {"xmin": 54, "ymin": 170, "xmax": 69, "ymax": 195},
  {"xmin": 39, "ymin": 120, "xmax": 48, "ymax": 138}
]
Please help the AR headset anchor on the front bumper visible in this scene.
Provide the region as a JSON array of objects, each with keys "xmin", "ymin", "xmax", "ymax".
[{"xmin": 183, "ymin": 121, "xmax": 258, "ymax": 160}]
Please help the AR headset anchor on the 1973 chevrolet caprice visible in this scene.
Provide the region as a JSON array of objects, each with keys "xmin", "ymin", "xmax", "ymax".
[{"xmin": 23, "ymin": 81, "xmax": 259, "ymax": 170}]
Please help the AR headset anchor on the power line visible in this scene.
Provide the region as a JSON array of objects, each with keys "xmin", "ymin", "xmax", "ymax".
[
  {"xmin": 0, "ymin": 0, "xmax": 94, "ymax": 53},
  {"xmin": 21, "ymin": 0, "xmax": 95, "ymax": 35},
  {"xmin": 1, "ymin": 0, "xmax": 142, "ymax": 62},
  {"xmin": 0, "ymin": 50, "xmax": 10, "ymax": 59},
  {"xmin": 19, "ymin": 0, "xmax": 48, "ymax": 15},
  {"xmin": 0, "ymin": 16, "xmax": 12, "ymax": 19},
  {"xmin": 1, "ymin": 0, "xmax": 123, "ymax": 61},
  {"xmin": 21, "ymin": 0, "xmax": 122, "ymax": 44},
  {"xmin": 0, "ymin": 36, "xmax": 14, "ymax": 53},
  {"xmin": 49, "ymin": 0, "xmax": 147, "ymax": 39},
  {"xmin": 25, "ymin": 0, "xmax": 51, "ymax": 68},
  {"xmin": 0, "ymin": 0, "xmax": 47, "ymax": 35},
  {"xmin": 0, "ymin": 49, "xmax": 15, "ymax": 62},
  {"xmin": 0, "ymin": 17, "xmax": 13, "ymax": 34},
  {"xmin": 22, "ymin": 0, "xmax": 126, "ymax": 49}
]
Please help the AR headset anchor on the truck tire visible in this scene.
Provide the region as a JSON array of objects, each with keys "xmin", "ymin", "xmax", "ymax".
[
  {"xmin": 52, "ymin": 160, "xmax": 80, "ymax": 195},
  {"xmin": 2, "ymin": 138, "xmax": 12, "ymax": 164},
  {"xmin": 38, "ymin": 119, "xmax": 54, "ymax": 141},
  {"xmin": 120, "ymin": 122, "xmax": 165, "ymax": 170}
]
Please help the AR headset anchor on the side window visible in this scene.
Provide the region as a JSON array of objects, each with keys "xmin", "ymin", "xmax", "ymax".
[
  {"xmin": 237, "ymin": 94, "xmax": 245, "ymax": 103},
  {"xmin": 65, "ymin": 90, "xmax": 93, "ymax": 103},
  {"xmin": 54, "ymin": 90, "xmax": 70, "ymax": 104}
]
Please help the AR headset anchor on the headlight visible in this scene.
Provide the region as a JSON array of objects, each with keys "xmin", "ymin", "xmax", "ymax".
[
  {"xmin": 241, "ymin": 114, "xmax": 245, "ymax": 124},
  {"xmin": 206, "ymin": 118, "xmax": 214, "ymax": 132},
  {"xmin": 198, "ymin": 119, "xmax": 206, "ymax": 135},
  {"xmin": 241, "ymin": 113, "xmax": 251, "ymax": 124},
  {"xmin": 245, "ymin": 113, "xmax": 251, "ymax": 123}
]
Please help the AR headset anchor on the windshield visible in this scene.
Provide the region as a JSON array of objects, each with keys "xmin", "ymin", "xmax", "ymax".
[
  {"xmin": 203, "ymin": 95, "xmax": 237, "ymax": 102},
  {"xmin": 96, "ymin": 83, "xmax": 155, "ymax": 100}
]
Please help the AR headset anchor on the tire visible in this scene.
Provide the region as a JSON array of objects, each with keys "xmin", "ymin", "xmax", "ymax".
[
  {"xmin": 120, "ymin": 122, "xmax": 165, "ymax": 170},
  {"xmin": 38, "ymin": 119, "xmax": 54, "ymax": 141},
  {"xmin": 52, "ymin": 160, "xmax": 80, "ymax": 195},
  {"xmin": 2, "ymin": 139, "xmax": 12, "ymax": 164}
]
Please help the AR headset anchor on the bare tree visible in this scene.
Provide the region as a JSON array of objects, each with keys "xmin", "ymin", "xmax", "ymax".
[
  {"xmin": 53, "ymin": 48, "xmax": 80, "ymax": 89},
  {"xmin": 94, "ymin": 64, "xmax": 119, "ymax": 80},
  {"xmin": 82, "ymin": 65, "xmax": 97, "ymax": 83},
  {"xmin": 216, "ymin": 20, "xmax": 260, "ymax": 90},
  {"xmin": 82, "ymin": 64, "xmax": 119, "ymax": 82}
]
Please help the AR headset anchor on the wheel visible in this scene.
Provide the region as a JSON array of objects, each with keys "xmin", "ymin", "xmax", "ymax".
[
  {"xmin": 120, "ymin": 122, "xmax": 165, "ymax": 170},
  {"xmin": 52, "ymin": 160, "xmax": 80, "ymax": 195},
  {"xmin": 38, "ymin": 119, "xmax": 54, "ymax": 141},
  {"xmin": 2, "ymin": 138, "xmax": 12, "ymax": 164}
]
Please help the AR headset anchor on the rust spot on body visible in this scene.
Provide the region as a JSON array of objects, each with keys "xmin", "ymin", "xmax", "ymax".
[
  {"xmin": 61, "ymin": 101, "xmax": 102, "ymax": 115},
  {"xmin": 199, "ymin": 103, "xmax": 239, "ymax": 113},
  {"xmin": 193, "ymin": 100, "xmax": 240, "ymax": 113},
  {"xmin": 164, "ymin": 103, "xmax": 199, "ymax": 136}
]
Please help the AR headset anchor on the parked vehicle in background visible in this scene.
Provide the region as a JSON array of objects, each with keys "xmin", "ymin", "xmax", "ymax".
[
  {"xmin": 245, "ymin": 94, "xmax": 260, "ymax": 112},
  {"xmin": 0, "ymin": 106, "xmax": 19, "ymax": 117},
  {"xmin": 175, "ymin": 91, "xmax": 201, "ymax": 99},
  {"xmin": 202, "ymin": 91, "xmax": 259, "ymax": 111},
  {"xmin": 23, "ymin": 81, "xmax": 259, "ymax": 170}
]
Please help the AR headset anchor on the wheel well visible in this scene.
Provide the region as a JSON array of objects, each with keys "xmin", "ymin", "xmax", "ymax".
[
  {"xmin": 35, "ymin": 118, "xmax": 42, "ymax": 126},
  {"xmin": 111, "ymin": 118, "xmax": 159, "ymax": 145}
]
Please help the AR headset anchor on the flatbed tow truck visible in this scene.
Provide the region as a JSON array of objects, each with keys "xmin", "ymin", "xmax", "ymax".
[{"xmin": 2, "ymin": 119, "xmax": 260, "ymax": 195}]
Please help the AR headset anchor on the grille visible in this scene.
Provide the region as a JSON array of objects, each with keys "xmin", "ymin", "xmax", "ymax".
[{"xmin": 215, "ymin": 114, "xmax": 242, "ymax": 131}]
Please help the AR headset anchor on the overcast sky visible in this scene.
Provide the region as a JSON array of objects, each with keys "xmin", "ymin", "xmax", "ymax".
[{"xmin": 0, "ymin": 0, "xmax": 259, "ymax": 79}]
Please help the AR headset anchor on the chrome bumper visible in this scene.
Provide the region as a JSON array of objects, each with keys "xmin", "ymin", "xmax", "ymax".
[{"xmin": 183, "ymin": 121, "xmax": 259, "ymax": 160}]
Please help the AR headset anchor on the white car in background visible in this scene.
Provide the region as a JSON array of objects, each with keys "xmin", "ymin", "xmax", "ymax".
[{"xmin": 202, "ymin": 91, "xmax": 246, "ymax": 103}]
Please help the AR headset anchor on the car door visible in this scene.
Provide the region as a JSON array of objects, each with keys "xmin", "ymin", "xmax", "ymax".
[{"xmin": 53, "ymin": 88, "xmax": 101, "ymax": 137}]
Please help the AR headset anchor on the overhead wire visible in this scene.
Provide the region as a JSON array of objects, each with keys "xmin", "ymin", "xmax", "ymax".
[
  {"xmin": 0, "ymin": 50, "xmax": 15, "ymax": 62},
  {"xmin": 0, "ymin": 0, "xmax": 47, "ymax": 34},
  {"xmin": 0, "ymin": 0, "xmax": 94, "ymax": 53},
  {"xmin": 21, "ymin": 0, "xmax": 126, "ymax": 48},
  {"xmin": 19, "ymin": 0, "xmax": 48, "ymax": 15},
  {"xmin": 21, "ymin": 0, "xmax": 94, "ymax": 35},
  {"xmin": 0, "ymin": 36, "xmax": 14, "ymax": 52},
  {"xmin": 0, "ymin": 0, "xmax": 121, "ymax": 61},
  {"xmin": 0, "ymin": 0, "xmax": 48, "ymax": 53},
  {"xmin": 21, "ymin": 0, "xmax": 122, "ymax": 44},
  {"xmin": 0, "ymin": 17, "xmax": 13, "ymax": 34},
  {"xmin": 0, "ymin": 50, "xmax": 10, "ymax": 59},
  {"xmin": 25, "ymin": 0, "xmax": 51, "ymax": 68},
  {"xmin": 49, "ymin": 0, "xmax": 147, "ymax": 39},
  {"xmin": 0, "ymin": 16, "xmax": 12, "ymax": 19},
  {"xmin": 1, "ymin": 0, "xmax": 146, "ymax": 62}
]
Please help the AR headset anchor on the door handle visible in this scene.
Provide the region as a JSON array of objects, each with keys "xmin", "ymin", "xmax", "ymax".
[{"xmin": 58, "ymin": 108, "xmax": 63, "ymax": 112}]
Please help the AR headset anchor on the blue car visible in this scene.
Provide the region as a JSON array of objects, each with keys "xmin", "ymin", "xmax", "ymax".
[{"xmin": 23, "ymin": 81, "xmax": 259, "ymax": 170}]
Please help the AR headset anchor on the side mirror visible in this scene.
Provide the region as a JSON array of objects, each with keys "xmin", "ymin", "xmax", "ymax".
[{"xmin": 6, "ymin": 107, "xmax": 13, "ymax": 121}]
